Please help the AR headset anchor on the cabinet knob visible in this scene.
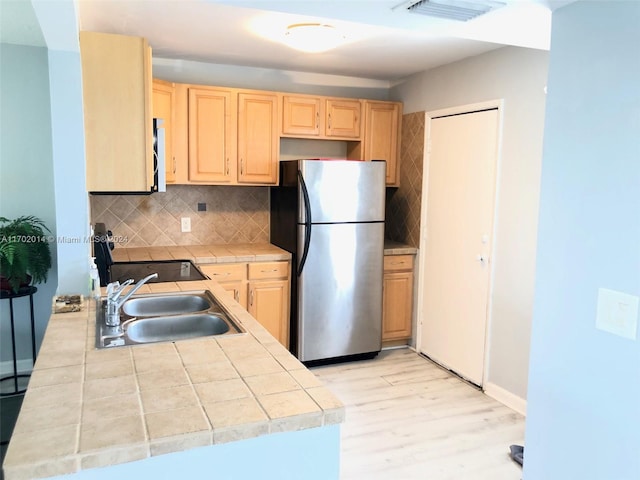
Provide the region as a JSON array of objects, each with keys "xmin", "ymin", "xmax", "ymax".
[
  {"xmin": 240, "ymin": 158, "xmax": 244, "ymax": 175},
  {"xmin": 250, "ymin": 289, "xmax": 254, "ymax": 306}
]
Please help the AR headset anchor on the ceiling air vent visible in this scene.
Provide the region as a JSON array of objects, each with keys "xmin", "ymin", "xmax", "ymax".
[{"xmin": 404, "ymin": 0, "xmax": 505, "ymax": 21}]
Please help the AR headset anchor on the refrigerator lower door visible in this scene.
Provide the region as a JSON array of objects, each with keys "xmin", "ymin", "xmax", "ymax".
[{"xmin": 297, "ymin": 222, "xmax": 383, "ymax": 362}]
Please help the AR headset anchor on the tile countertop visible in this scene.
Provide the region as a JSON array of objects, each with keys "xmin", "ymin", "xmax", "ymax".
[
  {"xmin": 111, "ymin": 241, "xmax": 416, "ymax": 263},
  {"xmin": 110, "ymin": 243, "xmax": 290, "ymax": 264},
  {"xmin": 383, "ymin": 240, "xmax": 418, "ymax": 256},
  {"xmin": 2, "ymin": 279, "xmax": 344, "ymax": 480}
]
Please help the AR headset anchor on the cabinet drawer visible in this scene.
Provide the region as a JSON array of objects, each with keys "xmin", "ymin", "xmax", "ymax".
[
  {"xmin": 384, "ymin": 255, "xmax": 414, "ymax": 272},
  {"xmin": 248, "ymin": 262, "xmax": 289, "ymax": 280},
  {"xmin": 199, "ymin": 263, "xmax": 246, "ymax": 282}
]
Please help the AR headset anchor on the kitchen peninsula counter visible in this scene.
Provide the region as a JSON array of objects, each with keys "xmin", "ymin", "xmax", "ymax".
[{"xmin": 2, "ymin": 278, "xmax": 343, "ymax": 480}]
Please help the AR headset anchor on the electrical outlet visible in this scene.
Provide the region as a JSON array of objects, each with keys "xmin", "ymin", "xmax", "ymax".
[{"xmin": 181, "ymin": 217, "xmax": 191, "ymax": 233}]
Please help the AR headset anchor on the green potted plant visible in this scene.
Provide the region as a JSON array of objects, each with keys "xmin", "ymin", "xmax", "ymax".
[{"xmin": 0, "ymin": 215, "xmax": 52, "ymax": 293}]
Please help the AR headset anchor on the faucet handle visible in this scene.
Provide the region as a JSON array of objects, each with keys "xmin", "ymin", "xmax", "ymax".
[
  {"xmin": 106, "ymin": 279, "xmax": 133, "ymax": 301},
  {"xmin": 106, "ymin": 281, "xmax": 120, "ymax": 297}
]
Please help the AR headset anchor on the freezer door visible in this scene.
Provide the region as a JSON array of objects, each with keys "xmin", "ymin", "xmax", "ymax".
[
  {"xmin": 298, "ymin": 160, "xmax": 386, "ymax": 224},
  {"xmin": 297, "ymin": 222, "xmax": 383, "ymax": 362}
]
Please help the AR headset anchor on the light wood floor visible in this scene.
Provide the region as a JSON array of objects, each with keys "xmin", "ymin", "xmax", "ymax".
[{"xmin": 312, "ymin": 348, "xmax": 525, "ymax": 480}]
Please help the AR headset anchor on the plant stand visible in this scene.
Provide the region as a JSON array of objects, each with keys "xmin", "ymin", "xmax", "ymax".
[{"xmin": 0, "ymin": 286, "xmax": 37, "ymax": 396}]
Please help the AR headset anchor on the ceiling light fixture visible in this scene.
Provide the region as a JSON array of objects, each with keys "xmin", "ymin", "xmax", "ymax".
[{"xmin": 283, "ymin": 23, "xmax": 347, "ymax": 53}]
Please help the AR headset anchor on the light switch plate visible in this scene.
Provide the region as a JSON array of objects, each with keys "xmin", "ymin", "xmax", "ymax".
[
  {"xmin": 596, "ymin": 288, "xmax": 639, "ymax": 340},
  {"xmin": 181, "ymin": 217, "xmax": 191, "ymax": 233}
]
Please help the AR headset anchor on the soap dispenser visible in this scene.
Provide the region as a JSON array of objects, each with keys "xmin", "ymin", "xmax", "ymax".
[{"xmin": 89, "ymin": 257, "xmax": 100, "ymax": 299}]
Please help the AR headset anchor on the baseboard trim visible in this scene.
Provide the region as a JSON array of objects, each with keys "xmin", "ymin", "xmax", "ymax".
[
  {"xmin": 0, "ymin": 359, "xmax": 33, "ymax": 377},
  {"xmin": 484, "ymin": 381, "xmax": 527, "ymax": 416}
]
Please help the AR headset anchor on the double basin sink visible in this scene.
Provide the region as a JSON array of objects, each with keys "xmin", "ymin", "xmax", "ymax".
[{"xmin": 95, "ymin": 290, "xmax": 245, "ymax": 348}]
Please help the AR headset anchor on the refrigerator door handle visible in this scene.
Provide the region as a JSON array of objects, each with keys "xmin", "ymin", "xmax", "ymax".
[{"xmin": 297, "ymin": 170, "xmax": 312, "ymax": 277}]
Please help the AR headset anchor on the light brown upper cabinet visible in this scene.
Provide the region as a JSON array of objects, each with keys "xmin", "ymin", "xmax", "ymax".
[
  {"xmin": 281, "ymin": 95, "xmax": 362, "ymax": 140},
  {"xmin": 282, "ymin": 96, "xmax": 321, "ymax": 136},
  {"xmin": 152, "ymin": 79, "xmax": 176, "ymax": 184},
  {"xmin": 188, "ymin": 86, "xmax": 237, "ymax": 184},
  {"xmin": 237, "ymin": 93, "xmax": 279, "ymax": 184},
  {"xmin": 187, "ymin": 87, "xmax": 278, "ymax": 185},
  {"xmin": 326, "ymin": 99, "xmax": 361, "ymax": 138},
  {"xmin": 81, "ymin": 31, "xmax": 154, "ymax": 193},
  {"xmin": 363, "ymin": 101, "xmax": 402, "ymax": 186}
]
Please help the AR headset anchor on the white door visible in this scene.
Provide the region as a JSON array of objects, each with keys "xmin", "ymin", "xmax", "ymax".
[{"xmin": 419, "ymin": 108, "xmax": 499, "ymax": 386}]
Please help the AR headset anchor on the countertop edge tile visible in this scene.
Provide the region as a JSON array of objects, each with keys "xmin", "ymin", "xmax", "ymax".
[
  {"xmin": 2, "ymin": 456, "xmax": 79, "ymax": 480},
  {"xmin": 149, "ymin": 431, "xmax": 213, "ymax": 457}
]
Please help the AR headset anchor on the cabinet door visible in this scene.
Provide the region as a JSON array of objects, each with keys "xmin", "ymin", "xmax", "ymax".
[
  {"xmin": 248, "ymin": 279, "xmax": 289, "ymax": 347},
  {"xmin": 188, "ymin": 87, "xmax": 236, "ymax": 183},
  {"xmin": 325, "ymin": 99, "xmax": 361, "ymax": 138},
  {"xmin": 237, "ymin": 93, "xmax": 279, "ymax": 184},
  {"xmin": 152, "ymin": 79, "xmax": 176, "ymax": 183},
  {"xmin": 248, "ymin": 261, "xmax": 290, "ymax": 347},
  {"xmin": 199, "ymin": 263, "xmax": 248, "ymax": 308},
  {"xmin": 364, "ymin": 101, "xmax": 401, "ymax": 186},
  {"xmin": 220, "ymin": 280, "xmax": 248, "ymax": 309},
  {"xmin": 382, "ymin": 271, "xmax": 413, "ymax": 341},
  {"xmin": 382, "ymin": 255, "xmax": 414, "ymax": 342},
  {"xmin": 282, "ymin": 96, "xmax": 321, "ymax": 136},
  {"xmin": 81, "ymin": 31, "xmax": 153, "ymax": 192}
]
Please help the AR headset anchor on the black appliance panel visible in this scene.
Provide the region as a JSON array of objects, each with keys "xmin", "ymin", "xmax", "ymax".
[{"xmin": 110, "ymin": 260, "xmax": 207, "ymax": 284}]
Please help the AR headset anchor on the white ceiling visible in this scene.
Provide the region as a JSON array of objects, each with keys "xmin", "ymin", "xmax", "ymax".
[{"xmin": 3, "ymin": 0, "xmax": 574, "ymax": 83}]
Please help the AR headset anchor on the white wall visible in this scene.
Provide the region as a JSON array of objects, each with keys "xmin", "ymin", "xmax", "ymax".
[
  {"xmin": 32, "ymin": 0, "xmax": 90, "ymax": 296},
  {"xmin": 524, "ymin": 2, "xmax": 640, "ymax": 478},
  {"xmin": 46, "ymin": 49, "xmax": 90, "ymax": 295},
  {"xmin": 390, "ymin": 46, "xmax": 549, "ymax": 404},
  {"xmin": 153, "ymin": 57, "xmax": 390, "ymax": 100},
  {"xmin": 0, "ymin": 0, "xmax": 88, "ymax": 372},
  {"xmin": 0, "ymin": 43, "xmax": 58, "ymax": 368},
  {"xmin": 47, "ymin": 425, "xmax": 340, "ymax": 480}
]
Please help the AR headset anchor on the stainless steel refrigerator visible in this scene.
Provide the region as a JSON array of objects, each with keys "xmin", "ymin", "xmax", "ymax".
[{"xmin": 270, "ymin": 159, "xmax": 386, "ymax": 363}]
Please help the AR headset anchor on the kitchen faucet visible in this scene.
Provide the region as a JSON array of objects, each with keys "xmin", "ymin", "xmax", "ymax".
[{"xmin": 104, "ymin": 273, "xmax": 158, "ymax": 326}]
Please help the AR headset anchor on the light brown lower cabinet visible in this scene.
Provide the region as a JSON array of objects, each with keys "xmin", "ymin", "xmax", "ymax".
[
  {"xmin": 198, "ymin": 263, "xmax": 247, "ymax": 307},
  {"xmin": 198, "ymin": 261, "xmax": 290, "ymax": 347},
  {"xmin": 382, "ymin": 254, "xmax": 415, "ymax": 344}
]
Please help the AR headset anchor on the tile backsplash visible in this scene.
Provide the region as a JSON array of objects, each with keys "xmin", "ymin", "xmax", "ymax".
[
  {"xmin": 90, "ymin": 185, "xmax": 269, "ymax": 248},
  {"xmin": 385, "ymin": 112, "xmax": 425, "ymax": 248}
]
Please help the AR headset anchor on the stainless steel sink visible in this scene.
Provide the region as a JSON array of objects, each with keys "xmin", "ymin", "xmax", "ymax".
[
  {"xmin": 122, "ymin": 294, "xmax": 211, "ymax": 317},
  {"xmin": 124, "ymin": 313, "xmax": 230, "ymax": 343},
  {"xmin": 95, "ymin": 290, "xmax": 245, "ymax": 348}
]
